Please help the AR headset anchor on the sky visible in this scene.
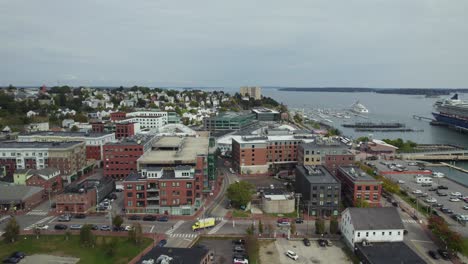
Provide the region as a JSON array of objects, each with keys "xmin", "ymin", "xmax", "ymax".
[{"xmin": 1, "ymin": 0, "xmax": 467, "ymax": 88}]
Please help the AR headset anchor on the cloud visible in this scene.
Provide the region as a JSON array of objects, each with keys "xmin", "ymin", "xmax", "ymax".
[{"xmin": 0, "ymin": 0, "xmax": 467, "ymax": 87}]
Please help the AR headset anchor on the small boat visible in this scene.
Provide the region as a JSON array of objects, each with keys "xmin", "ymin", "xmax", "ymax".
[{"xmin": 350, "ymin": 100, "xmax": 369, "ymax": 114}]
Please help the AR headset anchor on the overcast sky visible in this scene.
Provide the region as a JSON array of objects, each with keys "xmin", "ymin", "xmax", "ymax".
[{"xmin": 1, "ymin": 0, "xmax": 467, "ymax": 88}]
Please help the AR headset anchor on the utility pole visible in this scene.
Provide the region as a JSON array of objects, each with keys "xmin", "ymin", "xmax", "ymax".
[{"xmin": 295, "ymin": 193, "xmax": 302, "ymax": 219}]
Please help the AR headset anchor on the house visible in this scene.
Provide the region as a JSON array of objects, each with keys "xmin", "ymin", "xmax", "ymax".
[
  {"xmin": 62, "ymin": 119, "xmax": 75, "ymax": 128},
  {"xmin": 136, "ymin": 247, "xmax": 211, "ymax": 264},
  {"xmin": 340, "ymin": 207, "xmax": 404, "ymax": 248},
  {"xmin": 26, "ymin": 110, "xmax": 39, "ymax": 118},
  {"xmin": 355, "ymin": 242, "xmax": 426, "ymax": 264},
  {"xmin": 360, "ymin": 139, "xmax": 398, "ymax": 158},
  {"xmin": 23, "ymin": 168, "xmax": 63, "ymax": 193},
  {"xmin": 120, "ymin": 99, "xmax": 136, "ymax": 108},
  {"xmin": 0, "ymin": 183, "xmax": 45, "ymax": 212},
  {"xmin": 25, "ymin": 122, "xmax": 49, "ymax": 132}
]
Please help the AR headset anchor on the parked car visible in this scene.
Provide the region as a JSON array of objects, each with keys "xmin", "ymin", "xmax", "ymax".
[
  {"xmin": 9, "ymin": 252, "xmax": 25, "ymax": 260},
  {"xmin": 233, "ymin": 258, "xmax": 248, "ymax": 264},
  {"xmin": 437, "ymin": 191, "xmax": 448, "ymax": 197},
  {"xmin": 157, "ymin": 216, "xmax": 169, "ymax": 222},
  {"xmin": 428, "ymin": 187, "xmax": 438, "ymax": 191},
  {"xmin": 425, "ymin": 197, "xmax": 437, "ymax": 203},
  {"xmin": 412, "ymin": 189, "xmax": 422, "ymax": 194},
  {"xmin": 463, "ymin": 205, "xmax": 468, "ymax": 210},
  {"xmin": 91, "ymin": 225, "xmax": 99, "ymax": 230},
  {"xmin": 157, "ymin": 239, "xmax": 167, "ymax": 247},
  {"xmin": 233, "ymin": 253, "xmax": 247, "ymax": 260},
  {"xmin": 397, "ymin": 180, "xmax": 405, "ymax": 184},
  {"xmin": 124, "ymin": 225, "xmax": 132, "ymax": 231},
  {"xmin": 441, "ymin": 208, "xmax": 454, "ymax": 214},
  {"xmin": 2, "ymin": 256, "xmax": 21, "ymax": 263},
  {"xmin": 128, "ymin": 215, "xmax": 141, "ymax": 221},
  {"xmin": 143, "ymin": 215, "xmax": 157, "ymax": 221},
  {"xmin": 57, "ymin": 215, "xmax": 70, "ymax": 222},
  {"xmin": 303, "ymin": 238, "xmax": 311, "ymax": 246},
  {"xmin": 70, "ymin": 224, "xmax": 83, "ymax": 230},
  {"xmin": 318, "ymin": 239, "xmax": 327, "ymax": 247},
  {"xmin": 34, "ymin": 224, "xmax": 49, "ymax": 230},
  {"xmin": 74, "ymin": 213, "xmax": 86, "ymax": 219},
  {"xmin": 277, "ymin": 218, "xmax": 290, "ymax": 224},
  {"xmin": 285, "ymin": 250, "xmax": 298, "ymax": 260},
  {"xmin": 100, "ymin": 225, "xmax": 111, "ymax": 231},
  {"xmin": 449, "ymin": 198, "xmax": 461, "ymax": 202},
  {"xmin": 437, "ymin": 249, "xmax": 450, "ymax": 260},
  {"xmin": 438, "ymin": 185, "xmax": 449, "ymax": 190},
  {"xmin": 233, "ymin": 245, "xmax": 245, "ymax": 252},
  {"xmin": 295, "ymin": 218, "xmax": 304, "ymax": 224},
  {"xmin": 428, "ymin": 250, "xmax": 440, "ymax": 260},
  {"xmin": 113, "ymin": 226, "xmax": 125, "ymax": 231},
  {"xmin": 434, "ymin": 203, "xmax": 443, "ymax": 208},
  {"xmin": 451, "ymin": 192, "xmax": 462, "ymax": 197},
  {"xmin": 54, "ymin": 224, "xmax": 68, "ymax": 230},
  {"xmin": 421, "ymin": 183, "xmax": 432, "ymax": 187},
  {"xmin": 108, "ymin": 193, "xmax": 117, "ymax": 200},
  {"xmin": 232, "ymin": 239, "xmax": 246, "ymax": 245}
]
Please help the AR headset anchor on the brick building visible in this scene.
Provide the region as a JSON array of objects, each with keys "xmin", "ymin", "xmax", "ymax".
[
  {"xmin": 231, "ymin": 132, "xmax": 315, "ymax": 175},
  {"xmin": 14, "ymin": 168, "xmax": 63, "ymax": 193},
  {"xmin": 115, "ymin": 121, "xmax": 140, "ymax": 139},
  {"xmin": 0, "ymin": 141, "xmax": 87, "ymax": 183},
  {"xmin": 0, "ymin": 183, "xmax": 45, "ymax": 212},
  {"xmin": 18, "ymin": 131, "xmax": 115, "ymax": 162},
  {"xmin": 110, "ymin": 111, "xmax": 127, "ymax": 121},
  {"xmin": 90, "ymin": 121, "xmax": 105, "ymax": 133},
  {"xmin": 123, "ymin": 136, "xmax": 212, "ymax": 215},
  {"xmin": 295, "ymin": 165, "xmax": 341, "ymax": 217},
  {"xmin": 103, "ymin": 134, "xmax": 157, "ymax": 179},
  {"xmin": 336, "ymin": 166, "xmax": 382, "ymax": 207}
]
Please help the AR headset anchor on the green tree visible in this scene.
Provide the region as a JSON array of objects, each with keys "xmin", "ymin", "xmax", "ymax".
[
  {"xmin": 70, "ymin": 125, "xmax": 79, "ymax": 132},
  {"xmin": 80, "ymin": 224, "xmax": 95, "ymax": 247},
  {"xmin": 246, "ymin": 223, "xmax": 254, "ymax": 235},
  {"xmin": 315, "ymin": 218, "xmax": 325, "ymax": 234},
  {"xmin": 128, "ymin": 223, "xmax": 143, "ymax": 245},
  {"xmin": 64, "ymin": 231, "xmax": 71, "ymax": 241},
  {"xmin": 293, "ymin": 113, "xmax": 303, "ymax": 123},
  {"xmin": 355, "ymin": 198, "xmax": 370, "ymax": 208},
  {"xmin": 112, "ymin": 215, "xmax": 124, "ymax": 229},
  {"xmin": 258, "ymin": 220, "xmax": 263, "ymax": 234},
  {"xmin": 74, "ymin": 113, "xmax": 88, "ymax": 123},
  {"xmin": 33, "ymin": 226, "xmax": 41, "ymax": 239},
  {"xmin": 104, "ymin": 237, "xmax": 118, "ymax": 256},
  {"xmin": 290, "ymin": 222, "xmax": 296, "ymax": 236},
  {"xmin": 330, "ymin": 217, "xmax": 339, "ymax": 234},
  {"xmin": 245, "ymin": 235, "xmax": 259, "ymax": 263},
  {"xmin": 3, "ymin": 217, "xmax": 20, "ymax": 243},
  {"xmin": 226, "ymin": 181, "xmax": 255, "ymax": 208},
  {"xmin": 356, "ymin": 136, "xmax": 369, "ymax": 142},
  {"xmin": 189, "ymin": 101, "xmax": 199, "ymax": 107}
]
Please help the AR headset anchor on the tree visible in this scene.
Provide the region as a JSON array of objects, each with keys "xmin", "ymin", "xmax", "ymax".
[
  {"xmin": 3, "ymin": 217, "xmax": 20, "ymax": 243},
  {"xmin": 128, "ymin": 223, "xmax": 143, "ymax": 245},
  {"xmin": 189, "ymin": 101, "xmax": 199, "ymax": 108},
  {"xmin": 33, "ymin": 226, "xmax": 41, "ymax": 239},
  {"xmin": 226, "ymin": 181, "xmax": 254, "ymax": 208},
  {"xmin": 315, "ymin": 218, "xmax": 325, "ymax": 234},
  {"xmin": 80, "ymin": 224, "xmax": 95, "ymax": 247},
  {"xmin": 104, "ymin": 237, "xmax": 118, "ymax": 257},
  {"xmin": 356, "ymin": 136, "xmax": 369, "ymax": 143},
  {"xmin": 355, "ymin": 198, "xmax": 370, "ymax": 208},
  {"xmin": 246, "ymin": 223, "xmax": 255, "ymax": 235},
  {"xmin": 290, "ymin": 222, "xmax": 296, "ymax": 236},
  {"xmin": 70, "ymin": 125, "xmax": 79, "ymax": 132},
  {"xmin": 112, "ymin": 215, "xmax": 124, "ymax": 229},
  {"xmin": 245, "ymin": 235, "xmax": 259, "ymax": 262},
  {"xmin": 267, "ymin": 222, "xmax": 275, "ymax": 236},
  {"xmin": 74, "ymin": 113, "xmax": 88, "ymax": 123},
  {"xmin": 64, "ymin": 231, "xmax": 71, "ymax": 241},
  {"xmin": 330, "ymin": 217, "xmax": 339, "ymax": 234},
  {"xmin": 258, "ymin": 220, "xmax": 263, "ymax": 234}
]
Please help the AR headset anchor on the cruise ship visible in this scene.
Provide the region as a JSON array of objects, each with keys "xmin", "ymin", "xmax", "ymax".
[
  {"xmin": 432, "ymin": 94, "xmax": 468, "ymax": 129},
  {"xmin": 350, "ymin": 100, "xmax": 369, "ymax": 114}
]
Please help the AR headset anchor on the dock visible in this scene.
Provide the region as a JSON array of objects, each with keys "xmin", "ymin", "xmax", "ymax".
[{"xmin": 413, "ymin": 115, "xmax": 433, "ymax": 122}]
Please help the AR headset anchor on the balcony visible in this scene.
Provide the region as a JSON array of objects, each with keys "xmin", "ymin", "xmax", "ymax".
[
  {"xmin": 147, "ymin": 196, "xmax": 160, "ymax": 201},
  {"xmin": 147, "ymin": 188, "xmax": 158, "ymax": 192}
]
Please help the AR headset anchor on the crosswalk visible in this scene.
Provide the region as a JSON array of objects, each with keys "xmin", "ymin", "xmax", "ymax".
[
  {"xmin": 402, "ymin": 219, "xmax": 418, "ymax": 224},
  {"xmin": 165, "ymin": 220, "xmax": 185, "ymax": 235},
  {"xmin": 208, "ymin": 219, "xmax": 227, "ymax": 234},
  {"xmin": 169, "ymin": 233, "xmax": 198, "ymax": 239},
  {"xmin": 23, "ymin": 216, "xmax": 55, "ymax": 231},
  {"xmin": 26, "ymin": 210, "xmax": 49, "ymax": 216}
]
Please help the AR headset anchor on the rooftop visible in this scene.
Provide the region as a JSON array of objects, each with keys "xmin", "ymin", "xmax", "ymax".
[
  {"xmin": 209, "ymin": 111, "xmax": 255, "ymax": 121},
  {"xmin": 232, "ymin": 134, "xmax": 315, "ymax": 144},
  {"xmin": 0, "ymin": 184, "xmax": 44, "ymax": 203},
  {"xmin": 0, "ymin": 141, "xmax": 84, "ymax": 149},
  {"xmin": 356, "ymin": 242, "xmax": 426, "ymax": 264},
  {"xmin": 371, "ymin": 139, "xmax": 399, "ymax": 149},
  {"xmin": 138, "ymin": 136, "xmax": 209, "ymax": 165},
  {"xmin": 300, "ymin": 138, "xmax": 350, "ymax": 152},
  {"xmin": 348, "ymin": 207, "xmax": 404, "ymax": 230},
  {"xmin": 296, "ymin": 165, "xmax": 339, "ymax": 184},
  {"xmin": 252, "ymin": 107, "xmax": 279, "ymax": 114},
  {"xmin": 105, "ymin": 134, "xmax": 156, "ymax": 146},
  {"xmin": 338, "ymin": 166, "xmax": 379, "ymax": 182},
  {"xmin": 137, "ymin": 247, "xmax": 209, "ymax": 264},
  {"xmin": 20, "ymin": 131, "xmax": 113, "ymax": 138}
]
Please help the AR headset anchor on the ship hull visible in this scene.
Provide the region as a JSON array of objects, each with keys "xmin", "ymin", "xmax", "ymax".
[{"xmin": 432, "ymin": 112, "xmax": 468, "ymax": 129}]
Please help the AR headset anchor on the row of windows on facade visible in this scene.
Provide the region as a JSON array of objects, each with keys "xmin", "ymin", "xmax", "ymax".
[
  {"xmin": 104, "ymin": 148, "xmax": 142, "ymax": 152},
  {"xmin": 309, "ymin": 200, "xmax": 339, "ymax": 206},
  {"xmin": 312, "ymin": 186, "xmax": 340, "ymax": 190},
  {"xmin": 105, "ymin": 161, "xmax": 136, "ymax": 165},
  {"xmin": 127, "ymin": 190, "xmax": 192, "ymax": 198},
  {"xmin": 127, "ymin": 198, "xmax": 190, "ymax": 207},
  {"xmin": 356, "ymin": 231, "xmax": 401, "ymax": 237},
  {"xmin": 126, "ymin": 182, "xmax": 193, "ymax": 190},
  {"xmin": 357, "ymin": 186, "xmax": 379, "ymax": 191},
  {"xmin": 1, "ymin": 152, "xmax": 48, "ymax": 157},
  {"xmin": 356, "ymin": 194, "xmax": 379, "ymax": 200},
  {"xmin": 311, "ymin": 192, "xmax": 339, "ymax": 198}
]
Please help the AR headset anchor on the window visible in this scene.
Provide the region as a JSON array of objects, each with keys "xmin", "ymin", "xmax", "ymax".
[
  {"xmin": 161, "ymin": 182, "xmax": 166, "ymax": 187},
  {"xmin": 373, "ymin": 232, "xmax": 376, "ymax": 235},
  {"xmin": 398, "ymin": 231, "xmax": 401, "ymax": 235},
  {"xmin": 126, "ymin": 184, "xmax": 133, "ymax": 190},
  {"xmin": 365, "ymin": 186, "xmax": 370, "ymax": 191},
  {"xmin": 127, "ymin": 201, "xmax": 133, "ymax": 207},
  {"xmin": 374, "ymin": 186, "xmax": 378, "ymax": 190},
  {"xmin": 357, "ymin": 232, "xmax": 360, "ymax": 237},
  {"xmin": 127, "ymin": 192, "xmax": 133, "ymax": 197},
  {"xmin": 382, "ymin": 232, "xmax": 385, "ymax": 235},
  {"xmin": 366, "ymin": 232, "xmax": 369, "ymax": 237},
  {"xmin": 389, "ymin": 231, "xmax": 392, "ymax": 235},
  {"xmin": 186, "ymin": 183, "xmax": 192, "ymax": 188},
  {"xmin": 357, "ymin": 186, "xmax": 362, "ymax": 190}
]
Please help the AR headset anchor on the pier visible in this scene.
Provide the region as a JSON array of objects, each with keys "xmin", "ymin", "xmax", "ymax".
[
  {"xmin": 412, "ymin": 115, "xmax": 433, "ymax": 121},
  {"xmin": 400, "ymin": 148, "xmax": 468, "ymax": 161}
]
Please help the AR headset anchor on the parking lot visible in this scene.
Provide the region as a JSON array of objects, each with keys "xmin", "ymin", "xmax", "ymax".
[
  {"xmin": 196, "ymin": 238, "xmax": 236, "ymax": 264},
  {"xmin": 260, "ymin": 238, "xmax": 352, "ymax": 264}
]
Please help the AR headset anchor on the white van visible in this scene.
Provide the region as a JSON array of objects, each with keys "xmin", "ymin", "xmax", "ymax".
[{"xmin": 415, "ymin": 176, "xmax": 433, "ymax": 184}]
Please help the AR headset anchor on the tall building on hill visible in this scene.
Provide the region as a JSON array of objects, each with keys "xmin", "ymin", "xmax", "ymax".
[{"xmin": 240, "ymin": 86, "xmax": 262, "ymax": 100}]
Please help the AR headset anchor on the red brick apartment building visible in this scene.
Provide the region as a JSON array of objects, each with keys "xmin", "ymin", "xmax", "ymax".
[
  {"xmin": 110, "ymin": 111, "xmax": 127, "ymax": 121},
  {"xmin": 115, "ymin": 121, "xmax": 140, "ymax": 139},
  {"xmin": 17, "ymin": 131, "xmax": 116, "ymax": 162},
  {"xmin": 103, "ymin": 134, "xmax": 157, "ymax": 179},
  {"xmin": 91, "ymin": 121, "xmax": 105, "ymax": 133},
  {"xmin": 336, "ymin": 165, "xmax": 382, "ymax": 207},
  {"xmin": 0, "ymin": 141, "xmax": 87, "ymax": 183},
  {"xmin": 123, "ymin": 136, "xmax": 209, "ymax": 215},
  {"xmin": 231, "ymin": 133, "xmax": 315, "ymax": 176}
]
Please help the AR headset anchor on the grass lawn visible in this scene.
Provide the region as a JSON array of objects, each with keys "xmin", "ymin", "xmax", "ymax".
[
  {"xmin": 232, "ymin": 209, "xmax": 251, "ymax": 218},
  {"xmin": 0, "ymin": 235, "xmax": 152, "ymax": 264},
  {"xmin": 461, "ymin": 238, "xmax": 468, "ymax": 257},
  {"xmin": 267, "ymin": 210, "xmax": 299, "ymax": 218}
]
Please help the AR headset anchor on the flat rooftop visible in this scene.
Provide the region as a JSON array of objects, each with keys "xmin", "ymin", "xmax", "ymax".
[
  {"xmin": 138, "ymin": 136, "xmax": 209, "ymax": 164},
  {"xmin": 296, "ymin": 165, "xmax": 339, "ymax": 184},
  {"xmin": 0, "ymin": 141, "xmax": 83, "ymax": 149},
  {"xmin": 356, "ymin": 242, "xmax": 426, "ymax": 264},
  {"xmin": 105, "ymin": 134, "xmax": 156, "ymax": 146},
  {"xmin": 20, "ymin": 131, "xmax": 113, "ymax": 138},
  {"xmin": 339, "ymin": 166, "xmax": 378, "ymax": 182},
  {"xmin": 232, "ymin": 134, "xmax": 315, "ymax": 144},
  {"xmin": 252, "ymin": 108, "xmax": 279, "ymax": 114}
]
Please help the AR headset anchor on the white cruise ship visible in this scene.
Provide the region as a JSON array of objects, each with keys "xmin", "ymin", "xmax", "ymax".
[{"xmin": 350, "ymin": 100, "xmax": 369, "ymax": 114}]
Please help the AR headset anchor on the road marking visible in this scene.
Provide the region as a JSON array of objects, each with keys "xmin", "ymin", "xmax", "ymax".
[
  {"xmin": 150, "ymin": 225, "xmax": 155, "ymax": 233},
  {"xmin": 165, "ymin": 220, "xmax": 184, "ymax": 235},
  {"xmin": 208, "ymin": 219, "xmax": 227, "ymax": 234},
  {"xmin": 26, "ymin": 210, "xmax": 49, "ymax": 216},
  {"xmin": 402, "ymin": 219, "xmax": 418, "ymax": 224},
  {"xmin": 48, "ymin": 216, "xmax": 58, "ymax": 224},
  {"xmin": 23, "ymin": 216, "xmax": 54, "ymax": 230},
  {"xmin": 169, "ymin": 233, "xmax": 198, "ymax": 238}
]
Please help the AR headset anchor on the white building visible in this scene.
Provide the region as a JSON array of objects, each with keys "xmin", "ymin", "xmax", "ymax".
[
  {"xmin": 25, "ymin": 122, "xmax": 49, "ymax": 132},
  {"xmin": 26, "ymin": 110, "xmax": 39, "ymax": 118},
  {"xmin": 340, "ymin": 207, "xmax": 405, "ymax": 248}
]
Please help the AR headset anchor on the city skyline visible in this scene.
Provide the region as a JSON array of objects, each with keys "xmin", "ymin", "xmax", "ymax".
[{"xmin": 1, "ymin": 0, "xmax": 467, "ymax": 88}]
